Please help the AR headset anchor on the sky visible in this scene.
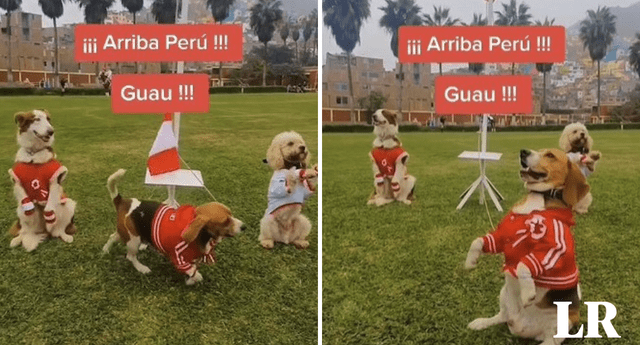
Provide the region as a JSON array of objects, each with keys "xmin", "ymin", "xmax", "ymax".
[{"xmin": 322, "ymin": 0, "xmax": 640, "ymax": 70}]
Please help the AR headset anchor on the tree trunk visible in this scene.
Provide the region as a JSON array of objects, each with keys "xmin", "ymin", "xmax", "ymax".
[
  {"xmin": 134, "ymin": 13, "xmax": 138, "ymax": 73},
  {"xmin": 542, "ymin": 70, "xmax": 546, "ymax": 117},
  {"xmin": 398, "ymin": 63, "xmax": 403, "ymax": 119},
  {"xmin": 294, "ymin": 41, "xmax": 298, "ymax": 64},
  {"xmin": 597, "ymin": 59, "xmax": 601, "ymax": 120},
  {"xmin": 53, "ymin": 18, "xmax": 60, "ymax": 87},
  {"xmin": 262, "ymin": 42, "xmax": 267, "ymax": 86},
  {"xmin": 7, "ymin": 11, "xmax": 13, "ymax": 83},
  {"xmin": 347, "ymin": 50, "xmax": 355, "ymax": 123}
]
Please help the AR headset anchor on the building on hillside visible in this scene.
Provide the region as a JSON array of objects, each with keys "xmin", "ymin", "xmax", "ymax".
[
  {"xmin": 0, "ymin": 11, "xmax": 44, "ymax": 72},
  {"xmin": 322, "ymin": 52, "xmax": 432, "ymax": 117}
]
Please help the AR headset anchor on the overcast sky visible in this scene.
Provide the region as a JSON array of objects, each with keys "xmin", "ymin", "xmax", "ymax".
[{"xmin": 322, "ymin": 0, "xmax": 640, "ymax": 70}]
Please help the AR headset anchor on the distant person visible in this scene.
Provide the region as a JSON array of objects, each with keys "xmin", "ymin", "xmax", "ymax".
[
  {"xmin": 60, "ymin": 78, "xmax": 67, "ymax": 97},
  {"xmin": 99, "ymin": 66, "xmax": 113, "ymax": 96},
  {"xmin": 440, "ymin": 116, "xmax": 446, "ymax": 132}
]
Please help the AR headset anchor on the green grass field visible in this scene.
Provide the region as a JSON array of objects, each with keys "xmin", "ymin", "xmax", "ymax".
[
  {"xmin": 323, "ymin": 129, "xmax": 640, "ymax": 344},
  {"xmin": 0, "ymin": 94, "xmax": 317, "ymax": 344}
]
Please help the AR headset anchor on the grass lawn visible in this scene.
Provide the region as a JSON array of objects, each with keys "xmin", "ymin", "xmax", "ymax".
[
  {"xmin": 322, "ymin": 129, "xmax": 640, "ymax": 344},
  {"xmin": 0, "ymin": 93, "xmax": 317, "ymax": 344}
]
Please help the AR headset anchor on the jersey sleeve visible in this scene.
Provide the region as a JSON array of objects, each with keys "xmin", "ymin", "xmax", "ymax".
[
  {"xmin": 519, "ymin": 217, "xmax": 568, "ymax": 278},
  {"xmin": 268, "ymin": 172, "xmax": 290, "ymax": 199},
  {"xmin": 481, "ymin": 218, "xmax": 510, "ymax": 254},
  {"xmin": 169, "ymin": 241, "xmax": 196, "ymax": 274}
]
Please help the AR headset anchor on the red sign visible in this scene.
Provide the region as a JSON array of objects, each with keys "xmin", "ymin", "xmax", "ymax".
[
  {"xmin": 111, "ymin": 74, "xmax": 210, "ymax": 114},
  {"xmin": 75, "ymin": 24, "xmax": 243, "ymax": 62},
  {"xmin": 399, "ymin": 26, "xmax": 565, "ymax": 63},
  {"xmin": 435, "ymin": 76, "xmax": 532, "ymax": 115}
]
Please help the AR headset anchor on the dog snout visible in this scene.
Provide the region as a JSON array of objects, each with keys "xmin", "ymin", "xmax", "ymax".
[
  {"xmin": 46, "ymin": 128, "xmax": 54, "ymax": 137},
  {"xmin": 240, "ymin": 224, "xmax": 247, "ymax": 231},
  {"xmin": 520, "ymin": 149, "xmax": 531, "ymax": 168},
  {"xmin": 299, "ymin": 145, "xmax": 306, "ymax": 152},
  {"xmin": 580, "ymin": 132, "xmax": 585, "ymax": 138}
]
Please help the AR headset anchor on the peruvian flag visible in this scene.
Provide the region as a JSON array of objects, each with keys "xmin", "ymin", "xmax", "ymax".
[{"xmin": 148, "ymin": 113, "xmax": 181, "ymax": 176}]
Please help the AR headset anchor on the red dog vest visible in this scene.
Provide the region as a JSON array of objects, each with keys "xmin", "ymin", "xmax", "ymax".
[
  {"xmin": 11, "ymin": 160, "xmax": 63, "ymax": 204},
  {"xmin": 151, "ymin": 204, "xmax": 215, "ymax": 274},
  {"xmin": 370, "ymin": 147, "xmax": 407, "ymax": 177},
  {"xmin": 482, "ymin": 208, "xmax": 579, "ymax": 290}
]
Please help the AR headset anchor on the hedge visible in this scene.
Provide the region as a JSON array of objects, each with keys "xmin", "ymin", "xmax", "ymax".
[
  {"xmin": 0, "ymin": 86, "xmax": 290, "ymax": 96},
  {"xmin": 323, "ymin": 123, "xmax": 640, "ymax": 133}
]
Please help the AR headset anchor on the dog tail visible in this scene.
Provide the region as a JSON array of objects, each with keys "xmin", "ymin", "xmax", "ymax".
[{"xmin": 107, "ymin": 169, "xmax": 126, "ymax": 202}]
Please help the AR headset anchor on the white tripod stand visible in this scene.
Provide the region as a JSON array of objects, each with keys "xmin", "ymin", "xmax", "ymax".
[{"xmin": 456, "ymin": 114, "xmax": 504, "ymax": 211}]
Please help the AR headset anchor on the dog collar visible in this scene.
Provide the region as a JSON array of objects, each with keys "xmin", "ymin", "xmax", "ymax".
[{"xmin": 537, "ymin": 189, "xmax": 563, "ymax": 201}]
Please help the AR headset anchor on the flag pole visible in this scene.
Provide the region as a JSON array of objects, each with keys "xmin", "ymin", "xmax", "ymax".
[{"xmin": 167, "ymin": 0, "xmax": 190, "ymax": 207}]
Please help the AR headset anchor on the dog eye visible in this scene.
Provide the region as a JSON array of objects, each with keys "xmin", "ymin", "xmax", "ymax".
[
  {"xmin": 545, "ymin": 152, "xmax": 555, "ymax": 159},
  {"xmin": 34, "ymin": 118, "xmax": 40, "ymax": 122},
  {"xmin": 573, "ymin": 130, "xmax": 577, "ymax": 134},
  {"xmin": 288, "ymin": 142, "xmax": 294, "ymax": 146}
]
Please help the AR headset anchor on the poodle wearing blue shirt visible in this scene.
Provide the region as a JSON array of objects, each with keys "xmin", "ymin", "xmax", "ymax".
[{"xmin": 260, "ymin": 131, "xmax": 317, "ymax": 249}]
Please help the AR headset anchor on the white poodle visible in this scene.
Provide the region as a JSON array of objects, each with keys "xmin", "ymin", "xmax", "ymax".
[
  {"xmin": 259, "ymin": 131, "xmax": 317, "ymax": 249},
  {"xmin": 559, "ymin": 123, "xmax": 601, "ymax": 214}
]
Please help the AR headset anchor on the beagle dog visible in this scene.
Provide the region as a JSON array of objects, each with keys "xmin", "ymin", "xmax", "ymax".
[
  {"xmin": 368, "ymin": 109, "xmax": 416, "ymax": 206},
  {"xmin": 8, "ymin": 109, "xmax": 77, "ymax": 252},
  {"xmin": 103, "ymin": 169, "xmax": 245, "ymax": 285},
  {"xmin": 465, "ymin": 148, "xmax": 590, "ymax": 345}
]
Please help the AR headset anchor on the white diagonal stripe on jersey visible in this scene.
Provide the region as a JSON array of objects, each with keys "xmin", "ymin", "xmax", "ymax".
[
  {"xmin": 544, "ymin": 220, "xmax": 566, "ymax": 270},
  {"xmin": 152, "ymin": 205, "xmax": 170, "ymax": 254},
  {"xmin": 542, "ymin": 219, "xmax": 563, "ymax": 266}
]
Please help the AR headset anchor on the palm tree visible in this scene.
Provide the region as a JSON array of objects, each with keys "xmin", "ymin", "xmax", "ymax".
[
  {"xmin": 120, "ymin": 0, "xmax": 142, "ymax": 73},
  {"xmin": 38, "ymin": 0, "xmax": 64, "ymax": 87},
  {"xmin": 301, "ymin": 15, "xmax": 314, "ymax": 65},
  {"xmin": 467, "ymin": 13, "xmax": 486, "ymax": 76},
  {"xmin": 579, "ymin": 6, "xmax": 616, "ymax": 119},
  {"xmin": 631, "ymin": 33, "xmax": 640, "ymax": 79},
  {"xmin": 249, "ymin": 0, "xmax": 283, "ymax": 86},
  {"xmin": 323, "ymin": 0, "xmax": 370, "ymax": 122},
  {"xmin": 378, "ymin": 0, "xmax": 421, "ymax": 116},
  {"xmin": 534, "ymin": 17, "xmax": 555, "ymax": 120},
  {"xmin": 206, "ymin": 0, "xmax": 235, "ymax": 86},
  {"xmin": 495, "ymin": 0, "xmax": 532, "ymax": 74},
  {"xmin": 424, "ymin": 5, "xmax": 460, "ymax": 75},
  {"xmin": 290, "ymin": 23, "xmax": 300, "ymax": 63},
  {"xmin": 1, "ymin": 0, "xmax": 22, "ymax": 83},
  {"xmin": 279, "ymin": 18, "xmax": 289, "ymax": 47},
  {"xmin": 78, "ymin": 0, "xmax": 115, "ymax": 77}
]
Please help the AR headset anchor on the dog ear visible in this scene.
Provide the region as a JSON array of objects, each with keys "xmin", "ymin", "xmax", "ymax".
[
  {"xmin": 559, "ymin": 127, "xmax": 571, "ymax": 152},
  {"xmin": 562, "ymin": 160, "xmax": 590, "ymax": 208},
  {"xmin": 266, "ymin": 139, "xmax": 284, "ymax": 170},
  {"xmin": 14, "ymin": 112, "xmax": 28, "ymax": 126},
  {"xmin": 182, "ymin": 214, "xmax": 208, "ymax": 243}
]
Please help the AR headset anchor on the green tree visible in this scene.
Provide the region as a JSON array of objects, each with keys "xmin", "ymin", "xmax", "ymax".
[
  {"xmin": 206, "ymin": 0, "xmax": 235, "ymax": 86},
  {"xmin": 378, "ymin": 0, "xmax": 421, "ymax": 116},
  {"xmin": 579, "ymin": 6, "xmax": 616, "ymax": 119},
  {"xmin": 78, "ymin": 0, "xmax": 115, "ymax": 77},
  {"xmin": 279, "ymin": 17, "xmax": 290, "ymax": 47},
  {"xmin": 495, "ymin": 0, "xmax": 532, "ymax": 74},
  {"xmin": 535, "ymin": 17, "xmax": 555, "ymax": 119},
  {"xmin": 323, "ymin": 0, "xmax": 370, "ymax": 122},
  {"xmin": 290, "ymin": 23, "xmax": 300, "ymax": 63},
  {"xmin": 423, "ymin": 5, "xmax": 460, "ymax": 75},
  {"xmin": 0, "ymin": 0, "xmax": 22, "ymax": 83},
  {"xmin": 121, "ymin": 0, "xmax": 142, "ymax": 73},
  {"xmin": 39, "ymin": 0, "xmax": 64, "ymax": 86},
  {"xmin": 629, "ymin": 33, "xmax": 640, "ymax": 79},
  {"xmin": 249, "ymin": 0, "xmax": 283, "ymax": 86},
  {"xmin": 467, "ymin": 13, "xmax": 486, "ymax": 76}
]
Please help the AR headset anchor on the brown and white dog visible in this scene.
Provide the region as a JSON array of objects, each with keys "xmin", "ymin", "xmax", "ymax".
[
  {"xmin": 368, "ymin": 109, "xmax": 416, "ymax": 206},
  {"xmin": 259, "ymin": 131, "xmax": 317, "ymax": 249},
  {"xmin": 103, "ymin": 169, "xmax": 245, "ymax": 285},
  {"xmin": 465, "ymin": 148, "xmax": 589, "ymax": 345},
  {"xmin": 8, "ymin": 109, "xmax": 76, "ymax": 251},
  {"xmin": 559, "ymin": 123, "xmax": 601, "ymax": 214}
]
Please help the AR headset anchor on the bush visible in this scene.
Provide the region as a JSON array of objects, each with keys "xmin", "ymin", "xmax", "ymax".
[
  {"xmin": 322, "ymin": 123, "xmax": 640, "ymax": 133},
  {"xmin": 0, "ymin": 86, "xmax": 290, "ymax": 96}
]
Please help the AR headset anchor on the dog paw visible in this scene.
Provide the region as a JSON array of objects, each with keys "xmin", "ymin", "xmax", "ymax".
[
  {"xmin": 22, "ymin": 234, "xmax": 47, "ymax": 252},
  {"xmin": 261, "ymin": 240, "xmax": 275, "ymax": 249},
  {"xmin": 367, "ymin": 198, "xmax": 377, "ymax": 205},
  {"xmin": 139, "ymin": 243, "xmax": 148, "ymax": 251},
  {"xmin": 520, "ymin": 290, "xmax": 536, "ymax": 307},
  {"xmin": 464, "ymin": 259, "xmax": 477, "ymax": 270},
  {"xmin": 468, "ymin": 318, "xmax": 492, "ymax": 330},
  {"xmin": 9, "ymin": 236, "xmax": 22, "ymax": 248},
  {"xmin": 186, "ymin": 272, "xmax": 203, "ymax": 285},
  {"xmin": 58, "ymin": 233, "xmax": 73, "ymax": 243},
  {"xmin": 375, "ymin": 198, "xmax": 393, "ymax": 207},
  {"xmin": 293, "ymin": 240, "xmax": 309, "ymax": 249},
  {"xmin": 574, "ymin": 207, "xmax": 588, "ymax": 215},
  {"xmin": 400, "ymin": 199, "xmax": 412, "ymax": 205},
  {"xmin": 136, "ymin": 265, "xmax": 151, "ymax": 274}
]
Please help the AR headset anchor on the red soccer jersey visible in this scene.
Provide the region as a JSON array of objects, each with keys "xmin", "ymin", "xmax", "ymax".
[
  {"xmin": 482, "ymin": 208, "xmax": 579, "ymax": 290},
  {"xmin": 370, "ymin": 147, "xmax": 408, "ymax": 177},
  {"xmin": 11, "ymin": 160, "xmax": 63, "ymax": 204},
  {"xmin": 151, "ymin": 204, "xmax": 216, "ymax": 274}
]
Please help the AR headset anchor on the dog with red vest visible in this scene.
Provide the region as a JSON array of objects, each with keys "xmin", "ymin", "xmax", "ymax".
[
  {"xmin": 8, "ymin": 110, "xmax": 77, "ymax": 252},
  {"xmin": 368, "ymin": 109, "xmax": 416, "ymax": 206}
]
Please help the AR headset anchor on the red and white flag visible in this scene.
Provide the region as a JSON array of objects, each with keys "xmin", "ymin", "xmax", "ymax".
[{"xmin": 148, "ymin": 113, "xmax": 180, "ymax": 176}]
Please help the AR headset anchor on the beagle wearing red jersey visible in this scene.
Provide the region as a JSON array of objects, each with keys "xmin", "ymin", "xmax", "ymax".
[
  {"xmin": 465, "ymin": 148, "xmax": 590, "ymax": 345},
  {"xmin": 103, "ymin": 169, "xmax": 245, "ymax": 285},
  {"xmin": 367, "ymin": 109, "xmax": 416, "ymax": 206},
  {"xmin": 8, "ymin": 110, "xmax": 77, "ymax": 252}
]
